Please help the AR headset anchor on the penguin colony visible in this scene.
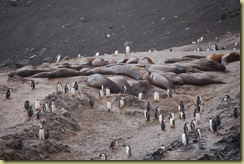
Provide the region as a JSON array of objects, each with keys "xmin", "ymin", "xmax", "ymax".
[{"xmin": 3, "ymin": 47, "xmax": 239, "ymax": 160}]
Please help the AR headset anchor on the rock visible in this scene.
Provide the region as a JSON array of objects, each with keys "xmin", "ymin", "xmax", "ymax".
[{"xmin": 16, "ymin": 59, "xmax": 30, "ymax": 68}]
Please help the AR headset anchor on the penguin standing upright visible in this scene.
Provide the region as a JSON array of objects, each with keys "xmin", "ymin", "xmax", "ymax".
[
  {"xmin": 6, "ymin": 88, "xmax": 12, "ymax": 99},
  {"xmin": 45, "ymin": 130, "xmax": 49, "ymax": 140},
  {"xmin": 209, "ymin": 117, "xmax": 217, "ymax": 132},
  {"xmin": 70, "ymin": 87, "xmax": 76, "ymax": 97},
  {"xmin": 182, "ymin": 132, "xmax": 188, "ymax": 147},
  {"xmin": 158, "ymin": 114, "xmax": 164, "ymax": 123},
  {"xmin": 72, "ymin": 81, "xmax": 78, "ymax": 91},
  {"xmin": 36, "ymin": 110, "xmax": 41, "ymax": 119},
  {"xmin": 169, "ymin": 117, "xmax": 175, "ymax": 128},
  {"xmin": 161, "ymin": 120, "xmax": 166, "ymax": 130},
  {"xmin": 233, "ymin": 107, "xmax": 239, "ymax": 118},
  {"xmin": 144, "ymin": 110, "xmax": 150, "ymax": 121},
  {"xmin": 125, "ymin": 46, "xmax": 130, "ymax": 54},
  {"xmin": 88, "ymin": 96, "xmax": 94, "ymax": 108},
  {"xmin": 138, "ymin": 92, "xmax": 143, "ymax": 101},
  {"xmin": 196, "ymin": 96, "xmax": 202, "ymax": 105},
  {"xmin": 179, "ymin": 100, "xmax": 184, "ymax": 112},
  {"xmin": 29, "ymin": 80, "xmax": 35, "ymax": 89},
  {"xmin": 154, "ymin": 91, "xmax": 160, "ymax": 102},
  {"xmin": 183, "ymin": 122, "xmax": 189, "ymax": 134},
  {"xmin": 155, "ymin": 107, "xmax": 160, "ymax": 119},
  {"xmin": 24, "ymin": 100, "xmax": 30, "ymax": 110},
  {"xmin": 119, "ymin": 96, "xmax": 125, "ymax": 109},
  {"xmin": 34, "ymin": 99, "xmax": 40, "ymax": 111},
  {"xmin": 146, "ymin": 102, "xmax": 152, "ymax": 112},
  {"xmin": 195, "ymin": 111, "xmax": 201, "ymax": 123},
  {"xmin": 110, "ymin": 139, "xmax": 118, "ymax": 149},
  {"xmin": 169, "ymin": 111, "xmax": 175, "ymax": 120},
  {"xmin": 99, "ymin": 153, "xmax": 107, "ymax": 160},
  {"xmin": 56, "ymin": 82, "xmax": 63, "ymax": 93},
  {"xmin": 214, "ymin": 115, "xmax": 221, "ymax": 127},
  {"xmin": 27, "ymin": 106, "xmax": 33, "ymax": 117},
  {"xmin": 121, "ymin": 85, "xmax": 127, "ymax": 94},
  {"xmin": 190, "ymin": 119, "xmax": 196, "ymax": 131},
  {"xmin": 99, "ymin": 89, "xmax": 104, "ymax": 99},
  {"xmin": 107, "ymin": 101, "xmax": 112, "ymax": 111},
  {"xmin": 39, "ymin": 124, "xmax": 45, "ymax": 141},
  {"xmin": 64, "ymin": 83, "xmax": 70, "ymax": 93},
  {"xmin": 51, "ymin": 101, "xmax": 56, "ymax": 114},
  {"xmin": 167, "ymin": 89, "xmax": 172, "ymax": 98},
  {"xmin": 195, "ymin": 128, "xmax": 202, "ymax": 140},
  {"xmin": 126, "ymin": 145, "xmax": 132, "ymax": 156},
  {"xmin": 180, "ymin": 111, "xmax": 186, "ymax": 120},
  {"xmin": 105, "ymin": 87, "xmax": 110, "ymax": 97}
]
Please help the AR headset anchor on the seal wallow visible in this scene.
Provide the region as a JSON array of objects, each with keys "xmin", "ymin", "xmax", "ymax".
[
  {"xmin": 148, "ymin": 72, "xmax": 174, "ymax": 90},
  {"xmin": 86, "ymin": 74, "xmax": 121, "ymax": 93}
]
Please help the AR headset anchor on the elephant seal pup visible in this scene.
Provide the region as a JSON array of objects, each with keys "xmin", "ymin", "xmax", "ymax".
[
  {"xmin": 108, "ymin": 76, "xmax": 131, "ymax": 94},
  {"xmin": 178, "ymin": 73, "xmax": 225, "ymax": 86},
  {"xmin": 86, "ymin": 74, "xmax": 121, "ymax": 93},
  {"xmin": 221, "ymin": 52, "xmax": 240, "ymax": 65},
  {"xmin": 46, "ymin": 68, "xmax": 85, "ymax": 78},
  {"xmin": 148, "ymin": 72, "xmax": 174, "ymax": 90}
]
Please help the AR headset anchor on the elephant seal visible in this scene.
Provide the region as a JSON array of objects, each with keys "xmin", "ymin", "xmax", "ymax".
[
  {"xmin": 161, "ymin": 72, "xmax": 184, "ymax": 85},
  {"xmin": 86, "ymin": 74, "xmax": 121, "ymax": 93},
  {"xmin": 148, "ymin": 72, "xmax": 174, "ymax": 90},
  {"xmin": 108, "ymin": 65, "xmax": 142, "ymax": 80},
  {"xmin": 126, "ymin": 57, "xmax": 139, "ymax": 64},
  {"xmin": 8, "ymin": 67, "xmax": 53, "ymax": 77},
  {"xmin": 92, "ymin": 58, "xmax": 108, "ymax": 67},
  {"xmin": 108, "ymin": 76, "xmax": 131, "ymax": 94},
  {"xmin": 148, "ymin": 64, "xmax": 186, "ymax": 74},
  {"xmin": 138, "ymin": 57, "xmax": 154, "ymax": 64},
  {"xmin": 221, "ymin": 52, "xmax": 240, "ymax": 65},
  {"xmin": 86, "ymin": 67, "xmax": 116, "ymax": 75},
  {"xmin": 31, "ymin": 72, "xmax": 49, "ymax": 78},
  {"xmin": 46, "ymin": 68, "xmax": 85, "ymax": 78},
  {"xmin": 190, "ymin": 59, "xmax": 226, "ymax": 71},
  {"xmin": 207, "ymin": 54, "xmax": 225, "ymax": 63},
  {"xmin": 178, "ymin": 73, "xmax": 225, "ymax": 86}
]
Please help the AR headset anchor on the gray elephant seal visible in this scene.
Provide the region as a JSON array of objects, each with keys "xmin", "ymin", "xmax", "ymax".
[
  {"xmin": 108, "ymin": 76, "xmax": 131, "ymax": 94},
  {"xmin": 46, "ymin": 68, "xmax": 85, "ymax": 78},
  {"xmin": 86, "ymin": 74, "xmax": 121, "ymax": 93},
  {"xmin": 148, "ymin": 72, "xmax": 174, "ymax": 90},
  {"xmin": 8, "ymin": 67, "xmax": 54, "ymax": 77},
  {"xmin": 178, "ymin": 73, "xmax": 225, "ymax": 86},
  {"xmin": 92, "ymin": 58, "xmax": 108, "ymax": 67},
  {"xmin": 161, "ymin": 72, "xmax": 184, "ymax": 85},
  {"xmin": 148, "ymin": 64, "xmax": 186, "ymax": 74}
]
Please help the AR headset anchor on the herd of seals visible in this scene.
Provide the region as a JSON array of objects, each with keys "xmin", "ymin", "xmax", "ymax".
[{"xmin": 3, "ymin": 50, "xmax": 240, "ymax": 160}]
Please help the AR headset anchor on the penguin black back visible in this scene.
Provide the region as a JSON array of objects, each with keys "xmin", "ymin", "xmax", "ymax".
[
  {"xmin": 233, "ymin": 108, "xmax": 238, "ymax": 118},
  {"xmin": 110, "ymin": 139, "xmax": 117, "ymax": 149},
  {"xmin": 214, "ymin": 115, "xmax": 221, "ymax": 127},
  {"xmin": 45, "ymin": 130, "xmax": 49, "ymax": 140},
  {"xmin": 161, "ymin": 120, "xmax": 166, "ymax": 131},
  {"xmin": 73, "ymin": 81, "xmax": 78, "ymax": 91},
  {"xmin": 183, "ymin": 122, "xmax": 189, "ymax": 134},
  {"xmin": 179, "ymin": 100, "xmax": 184, "ymax": 112},
  {"xmin": 155, "ymin": 107, "xmax": 160, "ymax": 119},
  {"xmin": 6, "ymin": 88, "xmax": 11, "ymax": 99},
  {"xmin": 30, "ymin": 80, "xmax": 35, "ymax": 89},
  {"xmin": 88, "ymin": 96, "xmax": 94, "ymax": 108},
  {"xmin": 24, "ymin": 100, "xmax": 30, "ymax": 110},
  {"xmin": 28, "ymin": 106, "xmax": 34, "ymax": 117},
  {"xmin": 15, "ymin": 139, "xmax": 23, "ymax": 150}
]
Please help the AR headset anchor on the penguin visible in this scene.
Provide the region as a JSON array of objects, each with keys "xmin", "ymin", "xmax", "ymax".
[
  {"xmin": 195, "ymin": 111, "xmax": 201, "ymax": 123},
  {"xmin": 212, "ymin": 43, "xmax": 218, "ymax": 51},
  {"xmin": 214, "ymin": 115, "xmax": 221, "ymax": 127},
  {"xmin": 110, "ymin": 139, "xmax": 118, "ymax": 149},
  {"xmin": 6, "ymin": 88, "xmax": 12, "ymax": 99},
  {"xmin": 56, "ymin": 82, "xmax": 63, "ymax": 93},
  {"xmin": 125, "ymin": 46, "xmax": 130, "ymax": 54},
  {"xmin": 27, "ymin": 106, "xmax": 33, "ymax": 117},
  {"xmin": 51, "ymin": 101, "xmax": 56, "ymax": 114},
  {"xmin": 15, "ymin": 138, "xmax": 23, "ymax": 150},
  {"xmin": 70, "ymin": 87, "xmax": 76, "ymax": 96},
  {"xmin": 197, "ymin": 47, "xmax": 202, "ymax": 52},
  {"xmin": 126, "ymin": 145, "xmax": 132, "ymax": 156},
  {"xmin": 114, "ymin": 50, "xmax": 119, "ymax": 55},
  {"xmin": 56, "ymin": 54, "xmax": 61, "ymax": 63},
  {"xmin": 168, "ymin": 111, "xmax": 175, "ymax": 120},
  {"xmin": 146, "ymin": 102, "xmax": 152, "ymax": 112},
  {"xmin": 155, "ymin": 107, "xmax": 160, "ymax": 119},
  {"xmin": 34, "ymin": 99, "xmax": 40, "ymax": 111},
  {"xmin": 119, "ymin": 96, "xmax": 125, "ymax": 109},
  {"xmin": 99, "ymin": 89, "xmax": 104, "ymax": 99},
  {"xmin": 234, "ymin": 41, "xmax": 238, "ymax": 47},
  {"xmin": 158, "ymin": 114, "xmax": 164, "ymax": 123},
  {"xmin": 221, "ymin": 95, "xmax": 231, "ymax": 102},
  {"xmin": 100, "ymin": 153, "xmax": 107, "ymax": 160},
  {"xmin": 88, "ymin": 96, "xmax": 94, "ymax": 108},
  {"xmin": 167, "ymin": 89, "xmax": 172, "ymax": 98},
  {"xmin": 24, "ymin": 100, "xmax": 30, "ymax": 110},
  {"xmin": 233, "ymin": 107, "xmax": 238, "ymax": 118},
  {"xmin": 183, "ymin": 122, "xmax": 189, "ymax": 134},
  {"xmin": 196, "ymin": 96, "xmax": 202, "ymax": 105},
  {"xmin": 29, "ymin": 80, "xmax": 35, "ymax": 89},
  {"xmin": 105, "ymin": 87, "xmax": 110, "ymax": 97},
  {"xmin": 180, "ymin": 111, "xmax": 186, "ymax": 120},
  {"xmin": 95, "ymin": 52, "xmax": 100, "ymax": 56},
  {"xmin": 42, "ymin": 102, "xmax": 48, "ymax": 113},
  {"xmin": 169, "ymin": 118, "xmax": 175, "ymax": 128},
  {"xmin": 200, "ymin": 36, "xmax": 203, "ymax": 42},
  {"xmin": 107, "ymin": 101, "xmax": 112, "ymax": 111},
  {"xmin": 161, "ymin": 120, "xmax": 166, "ymax": 130},
  {"xmin": 182, "ymin": 132, "xmax": 188, "ymax": 147},
  {"xmin": 64, "ymin": 83, "xmax": 70, "ymax": 93},
  {"xmin": 195, "ymin": 128, "xmax": 202, "ymax": 140},
  {"xmin": 45, "ymin": 130, "xmax": 49, "ymax": 140},
  {"xmin": 193, "ymin": 105, "xmax": 201, "ymax": 117},
  {"xmin": 36, "ymin": 110, "xmax": 41, "ymax": 119},
  {"xmin": 209, "ymin": 117, "xmax": 217, "ymax": 132},
  {"xmin": 144, "ymin": 110, "xmax": 150, "ymax": 121},
  {"xmin": 39, "ymin": 127, "xmax": 45, "ymax": 140},
  {"xmin": 121, "ymin": 85, "xmax": 127, "ymax": 94},
  {"xmin": 190, "ymin": 119, "xmax": 196, "ymax": 131},
  {"xmin": 215, "ymin": 37, "xmax": 219, "ymax": 43},
  {"xmin": 72, "ymin": 81, "xmax": 78, "ymax": 91},
  {"xmin": 153, "ymin": 91, "xmax": 160, "ymax": 102},
  {"xmin": 138, "ymin": 92, "xmax": 143, "ymax": 101},
  {"xmin": 179, "ymin": 100, "xmax": 184, "ymax": 112}
]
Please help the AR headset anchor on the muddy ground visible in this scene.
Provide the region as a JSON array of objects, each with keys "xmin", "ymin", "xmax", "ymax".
[{"xmin": 0, "ymin": 45, "xmax": 240, "ymax": 160}]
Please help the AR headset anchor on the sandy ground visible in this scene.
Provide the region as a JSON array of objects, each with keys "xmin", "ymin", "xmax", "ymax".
[{"xmin": 0, "ymin": 44, "xmax": 240, "ymax": 160}]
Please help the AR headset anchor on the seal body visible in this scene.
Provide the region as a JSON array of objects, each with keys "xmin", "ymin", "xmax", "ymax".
[{"xmin": 148, "ymin": 72, "xmax": 174, "ymax": 90}]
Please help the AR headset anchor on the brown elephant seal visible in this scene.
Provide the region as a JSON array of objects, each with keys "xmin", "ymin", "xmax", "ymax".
[
  {"xmin": 92, "ymin": 58, "xmax": 108, "ymax": 67},
  {"xmin": 190, "ymin": 59, "xmax": 226, "ymax": 71},
  {"xmin": 117, "ymin": 58, "xmax": 128, "ymax": 64},
  {"xmin": 148, "ymin": 72, "xmax": 174, "ymax": 90},
  {"xmin": 108, "ymin": 65, "xmax": 142, "ymax": 80},
  {"xmin": 138, "ymin": 57, "xmax": 155, "ymax": 64},
  {"xmin": 8, "ymin": 66, "xmax": 54, "ymax": 77},
  {"xmin": 108, "ymin": 76, "xmax": 131, "ymax": 94},
  {"xmin": 31, "ymin": 72, "xmax": 50, "ymax": 78},
  {"xmin": 221, "ymin": 52, "xmax": 240, "ymax": 65},
  {"xmin": 178, "ymin": 73, "xmax": 225, "ymax": 86},
  {"xmin": 207, "ymin": 54, "xmax": 225, "ymax": 63},
  {"xmin": 161, "ymin": 72, "xmax": 184, "ymax": 85},
  {"xmin": 86, "ymin": 74, "xmax": 121, "ymax": 93},
  {"xmin": 46, "ymin": 68, "xmax": 85, "ymax": 78}
]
